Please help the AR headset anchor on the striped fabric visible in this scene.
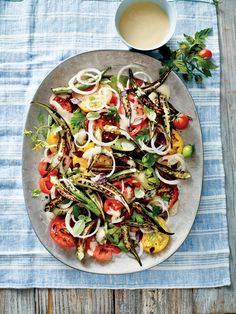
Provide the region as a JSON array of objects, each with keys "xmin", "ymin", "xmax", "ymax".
[{"xmin": 0, "ymin": 0, "xmax": 230, "ymax": 288}]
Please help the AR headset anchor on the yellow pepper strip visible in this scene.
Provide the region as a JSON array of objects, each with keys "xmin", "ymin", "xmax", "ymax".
[
  {"xmin": 169, "ymin": 129, "xmax": 184, "ymax": 154},
  {"xmin": 47, "ymin": 132, "xmax": 59, "ymax": 154}
]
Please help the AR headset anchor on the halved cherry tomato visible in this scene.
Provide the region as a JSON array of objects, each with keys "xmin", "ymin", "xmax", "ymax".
[
  {"xmin": 38, "ymin": 161, "xmax": 49, "ymax": 177},
  {"xmin": 168, "ymin": 185, "xmax": 179, "ymax": 208},
  {"xmin": 113, "ymin": 178, "xmax": 141, "ymax": 202},
  {"xmin": 92, "ymin": 243, "xmax": 121, "ymax": 262},
  {"xmin": 50, "ymin": 216, "xmax": 76, "ymax": 248},
  {"xmin": 129, "ymin": 119, "xmax": 148, "ymax": 137},
  {"xmin": 53, "ymin": 96, "xmax": 72, "ymax": 112},
  {"xmin": 109, "ymin": 93, "xmax": 118, "ymax": 106},
  {"xmin": 39, "ymin": 177, "xmax": 52, "ymax": 194},
  {"xmin": 173, "ymin": 114, "xmax": 189, "ymax": 129},
  {"xmin": 157, "ymin": 184, "xmax": 179, "ymax": 208},
  {"xmin": 199, "ymin": 49, "xmax": 212, "ymax": 59},
  {"xmin": 104, "ymin": 198, "xmax": 123, "ymax": 214},
  {"xmin": 39, "ymin": 169, "xmax": 58, "ymax": 194}
]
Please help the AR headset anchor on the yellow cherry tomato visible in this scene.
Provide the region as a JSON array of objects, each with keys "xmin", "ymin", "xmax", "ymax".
[
  {"xmin": 72, "ymin": 156, "xmax": 88, "ymax": 172},
  {"xmin": 73, "ymin": 86, "xmax": 113, "ymax": 113},
  {"xmin": 169, "ymin": 129, "xmax": 184, "ymax": 154},
  {"xmin": 47, "ymin": 132, "xmax": 59, "ymax": 154},
  {"xmin": 141, "ymin": 217, "xmax": 170, "ymax": 254}
]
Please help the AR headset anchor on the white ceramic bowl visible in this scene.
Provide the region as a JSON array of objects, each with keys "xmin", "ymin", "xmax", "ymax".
[{"xmin": 115, "ymin": 0, "xmax": 177, "ymax": 51}]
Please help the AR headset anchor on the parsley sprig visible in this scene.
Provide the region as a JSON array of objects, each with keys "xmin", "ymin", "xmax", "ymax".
[
  {"xmin": 136, "ymin": 128, "xmax": 149, "ymax": 142},
  {"xmin": 105, "ymin": 106, "xmax": 121, "ymax": 123},
  {"xmin": 70, "ymin": 109, "xmax": 86, "ymax": 133},
  {"xmin": 159, "ymin": 28, "xmax": 218, "ymax": 83}
]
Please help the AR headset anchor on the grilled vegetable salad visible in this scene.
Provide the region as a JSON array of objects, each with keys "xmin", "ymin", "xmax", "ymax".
[{"xmin": 26, "ymin": 65, "xmax": 193, "ymax": 266}]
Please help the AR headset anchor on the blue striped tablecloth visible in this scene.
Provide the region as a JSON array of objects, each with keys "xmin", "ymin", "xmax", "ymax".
[{"xmin": 0, "ymin": 0, "xmax": 230, "ymax": 288}]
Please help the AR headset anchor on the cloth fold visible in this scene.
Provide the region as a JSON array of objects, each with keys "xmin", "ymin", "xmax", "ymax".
[{"xmin": 0, "ymin": 0, "xmax": 230, "ymax": 288}]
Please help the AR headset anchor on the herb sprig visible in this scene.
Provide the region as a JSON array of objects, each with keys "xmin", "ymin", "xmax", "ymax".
[
  {"xmin": 105, "ymin": 106, "xmax": 121, "ymax": 123},
  {"xmin": 159, "ymin": 28, "xmax": 218, "ymax": 83}
]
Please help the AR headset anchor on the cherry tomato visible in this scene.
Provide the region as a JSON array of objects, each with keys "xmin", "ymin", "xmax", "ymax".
[
  {"xmin": 92, "ymin": 243, "xmax": 121, "ymax": 262},
  {"xmin": 39, "ymin": 177, "xmax": 52, "ymax": 194},
  {"xmin": 39, "ymin": 169, "xmax": 58, "ymax": 194},
  {"xmin": 168, "ymin": 185, "xmax": 179, "ymax": 208},
  {"xmin": 173, "ymin": 114, "xmax": 189, "ymax": 129},
  {"xmin": 38, "ymin": 161, "xmax": 49, "ymax": 177},
  {"xmin": 129, "ymin": 119, "xmax": 148, "ymax": 137},
  {"xmin": 104, "ymin": 198, "xmax": 123, "ymax": 214},
  {"xmin": 50, "ymin": 216, "xmax": 76, "ymax": 248},
  {"xmin": 109, "ymin": 93, "xmax": 118, "ymax": 106},
  {"xmin": 199, "ymin": 49, "xmax": 212, "ymax": 59},
  {"xmin": 157, "ymin": 184, "xmax": 179, "ymax": 209},
  {"xmin": 53, "ymin": 96, "xmax": 72, "ymax": 112},
  {"xmin": 182, "ymin": 144, "xmax": 194, "ymax": 158}
]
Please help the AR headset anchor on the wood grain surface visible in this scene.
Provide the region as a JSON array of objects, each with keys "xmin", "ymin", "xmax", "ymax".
[{"xmin": 0, "ymin": 1, "xmax": 235, "ymax": 313}]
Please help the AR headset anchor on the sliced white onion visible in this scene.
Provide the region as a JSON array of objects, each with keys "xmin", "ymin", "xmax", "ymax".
[
  {"xmin": 151, "ymin": 135, "xmax": 170, "ymax": 156},
  {"xmin": 65, "ymin": 208, "xmax": 101, "ymax": 238},
  {"xmin": 158, "ymin": 153, "xmax": 186, "ymax": 171},
  {"xmin": 117, "ymin": 64, "xmax": 142, "ymax": 90},
  {"xmin": 134, "ymin": 71, "xmax": 152, "ymax": 82},
  {"xmin": 68, "ymin": 75, "xmax": 99, "ymax": 95},
  {"xmin": 121, "ymin": 180, "xmax": 125, "ymax": 194},
  {"xmin": 88, "ymin": 120, "xmax": 118, "ymax": 147},
  {"xmin": 76, "ymin": 219, "xmax": 101, "ymax": 239},
  {"xmin": 50, "ymin": 185, "xmax": 56, "ymax": 200},
  {"xmin": 74, "ymin": 129, "xmax": 90, "ymax": 148},
  {"xmin": 148, "ymin": 196, "xmax": 168, "ymax": 214},
  {"xmin": 98, "ymin": 86, "xmax": 121, "ymax": 111},
  {"xmin": 59, "ymin": 200, "xmax": 73, "ymax": 209},
  {"xmin": 138, "ymin": 140, "xmax": 155, "ymax": 153},
  {"xmin": 155, "ymin": 168, "xmax": 179, "ymax": 185},
  {"xmin": 76, "ymin": 68, "xmax": 102, "ymax": 86}
]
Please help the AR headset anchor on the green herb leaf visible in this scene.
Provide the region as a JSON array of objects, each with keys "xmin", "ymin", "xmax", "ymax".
[
  {"xmin": 141, "ymin": 153, "xmax": 157, "ymax": 168},
  {"xmin": 131, "ymin": 211, "xmax": 144, "ymax": 223},
  {"xmin": 108, "ymin": 75, "xmax": 128, "ymax": 92},
  {"xmin": 136, "ymin": 128, "xmax": 149, "ymax": 142},
  {"xmin": 159, "ymin": 28, "xmax": 217, "ymax": 84},
  {"xmin": 32, "ymin": 188, "xmax": 41, "ymax": 198},
  {"xmin": 162, "ymin": 193, "xmax": 170, "ymax": 202},
  {"xmin": 105, "ymin": 106, "xmax": 121, "ymax": 123},
  {"xmin": 173, "ymin": 60, "xmax": 188, "ymax": 74},
  {"xmin": 117, "ymin": 241, "xmax": 128, "ymax": 252},
  {"xmin": 72, "ymin": 204, "xmax": 80, "ymax": 218},
  {"xmin": 70, "ymin": 109, "xmax": 86, "ymax": 133},
  {"xmin": 152, "ymin": 205, "xmax": 161, "ymax": 217}
]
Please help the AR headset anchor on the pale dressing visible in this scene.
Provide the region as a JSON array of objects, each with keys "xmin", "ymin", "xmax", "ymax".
[{"xmin": 119, "ymin": 2, "xmax": 170, "ymax": 49}]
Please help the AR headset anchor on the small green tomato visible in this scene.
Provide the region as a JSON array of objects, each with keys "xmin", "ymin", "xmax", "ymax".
[{"xmin": 183, "ymin": 144, "xmax": 194, "ymax": 157}]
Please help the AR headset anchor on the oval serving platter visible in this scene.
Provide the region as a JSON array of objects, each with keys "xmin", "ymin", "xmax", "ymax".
[{"xmin": 22, "ymin": 50, "xmax": 203, "ymax": 274}]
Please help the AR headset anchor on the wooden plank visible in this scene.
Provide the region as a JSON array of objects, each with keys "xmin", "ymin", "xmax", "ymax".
[
  {"xmin": 0, "ymin": 289, "xmax": 35, "ymax": 314},
  {"xmin": 114, "ymin": 289, "xmax": 193, "ymax": 314},
  {"xmin": 193, "ymin": 0, "xmax": 236, "ymax": 313},
  {"xmin": 50, "ymin": 289, "xmax": 114, "ymax": 314},
  {"xmin": 34, "ymin": 289, "xmax": 49, "ymax": 314}
]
